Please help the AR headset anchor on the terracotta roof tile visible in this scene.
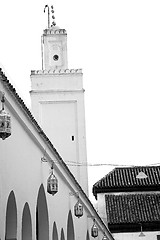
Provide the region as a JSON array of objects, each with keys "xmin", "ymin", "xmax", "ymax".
[
  {"xmin": 105, "ymin": 193, "xmax": 160, "ymax": 225},
  {"xmin": 93, "ymin": 166, "xmax": 160, "ymax": 198}
]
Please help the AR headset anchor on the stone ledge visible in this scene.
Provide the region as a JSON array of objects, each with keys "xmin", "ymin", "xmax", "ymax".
[
  {"xmin": 43, "ymin": 29, "xmax": 67, "ymax": 35},
  {"xmin": 31, "ymin": 69, "xmax": 82, "ymax": 75}
]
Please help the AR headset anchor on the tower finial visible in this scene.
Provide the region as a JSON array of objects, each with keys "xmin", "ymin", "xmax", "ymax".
[
  {"xmin": 44, "ymin": 5, "xmax": 50, "ymax": 29},
  {"xmin": 44, "ymin": 5, "xmax": 56, "ymax": 29}
]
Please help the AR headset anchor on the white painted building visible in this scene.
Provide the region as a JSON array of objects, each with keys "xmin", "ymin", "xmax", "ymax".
[{"xmin": 0, "ymin": 7, "xmax": 114, "ymax": 240}]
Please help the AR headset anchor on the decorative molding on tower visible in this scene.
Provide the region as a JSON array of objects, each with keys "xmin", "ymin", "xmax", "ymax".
[
  {"xmin": 31, "ymin": 69, "xmax": 82, "ymax": 75},
  {"xmin": 43, "ymin": 28, "xmax": 67, "ymax": 35}
]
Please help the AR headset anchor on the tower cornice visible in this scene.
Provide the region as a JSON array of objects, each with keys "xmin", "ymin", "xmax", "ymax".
[
  {"xmin": 43, "ymin": 28, "xmax": 67, "ymax": 35},
  {"xmin": 31, "ymin": 69, "xmax": 82, "ymax": 75}
]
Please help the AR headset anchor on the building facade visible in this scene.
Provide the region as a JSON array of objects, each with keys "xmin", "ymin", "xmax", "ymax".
[
  {"xmin": 0, "ymin": 7, "xmax": 114, "ymax": 240},
  {"xmin": 93, "ymin": 166, "xmax": 160, "ymax": 240}
]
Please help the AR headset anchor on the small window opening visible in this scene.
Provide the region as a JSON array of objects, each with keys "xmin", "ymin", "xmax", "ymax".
[
  {"xmin": 53, "ymin": 55, "xmax": 59, "ymax": 61},
  {"xmin": 72, "ymin": 136, "xmax": 74, "ymax": 141}
]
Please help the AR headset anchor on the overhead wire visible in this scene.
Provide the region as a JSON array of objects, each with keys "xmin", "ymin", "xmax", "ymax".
[
  {"xmin": 41, "ymin": 149, "xmax": 160, "ymax": 168},
  {"xmin": 51, "ymin": 159, "xmax": 160, "ymax": 168}
]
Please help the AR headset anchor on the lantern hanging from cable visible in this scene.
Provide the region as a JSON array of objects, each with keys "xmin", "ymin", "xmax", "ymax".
[
  {"xmin": 74, "ymin": 196, "xmax": 83, "ymax": 218},
  {"xmin": 102, "ymin": 234, "xmax": 107, "ymax": 240},
  {"xmin": 0, "ymin": 93, "xmax": 11, "ymax": 140},
  {"xmin": 47, "ymin": 162, "xmax": 58, "ymax": 195},
  {"xmin": 91, "ymin": 219, "xmax": 98, "ymax": 238}
]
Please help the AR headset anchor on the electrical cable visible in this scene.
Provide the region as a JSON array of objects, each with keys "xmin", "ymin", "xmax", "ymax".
[
  {"xmin": 42, "ymin": 149, "xmax": 160, "ymax": 168},
  {"xmin": 52, "ymin": 160, "xmax": 160, "ymax": 168}
]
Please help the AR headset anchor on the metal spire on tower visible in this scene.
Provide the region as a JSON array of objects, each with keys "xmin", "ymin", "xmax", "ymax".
[
  {"xmin": 44, "ymin": 4, "xmax": 56, "ymax": 29},
  {"xmin": 44, "ymin": 5, "xmax": 50, "ymax": 29}
]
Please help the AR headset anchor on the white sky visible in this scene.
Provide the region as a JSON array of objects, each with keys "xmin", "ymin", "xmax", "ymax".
[{"xmin": 1, "ymin": 0, "xmax": 160, "ymax": 202}]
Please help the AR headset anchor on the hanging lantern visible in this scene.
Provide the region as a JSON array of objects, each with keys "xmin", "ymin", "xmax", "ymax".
[
  {"xmin": 91, "ymin": 219, "xmax": 98, "ymax": 238},
  {"xmin": 47, "ymin": 163, "xmax": 58, "ymax": 195},
  {"xmin": 0, "ymin": 93, "xmax": 11, "ymax": 140},
  {"xmin": 102, "ymin": 234, "xmax": 107, "ymax": 240},
  {"xmin": 74, "ymin": 197, "xmax": 83, "ymax": 218}
]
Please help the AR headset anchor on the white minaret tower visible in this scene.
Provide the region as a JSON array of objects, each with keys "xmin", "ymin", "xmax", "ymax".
[{"xmin": 30, "ymin": 5, "xmax": 88, "ymax": 194}]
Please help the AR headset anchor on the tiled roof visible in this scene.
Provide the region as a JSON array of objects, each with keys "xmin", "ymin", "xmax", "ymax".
[
  {"xmin": 105, "ymin": 193, "xmax": 160, "ymax": 225},
  {"xmin": 93, "ymin": 166, "xmax": 160, "ymax": 198}
]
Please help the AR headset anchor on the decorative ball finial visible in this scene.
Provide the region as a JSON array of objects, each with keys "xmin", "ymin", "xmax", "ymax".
[{"xmin": 51, "ymin": 5, "xmax": 56, "ymax": 27}]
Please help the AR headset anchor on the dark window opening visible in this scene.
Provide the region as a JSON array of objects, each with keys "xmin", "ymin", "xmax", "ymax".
[
  {"xmin": 53, "ymin": 55, "xmax": 59, "ymax": 61},
  {"xmin": 72, "ymin": 136, "xmax": 74, "ymax": 141}
]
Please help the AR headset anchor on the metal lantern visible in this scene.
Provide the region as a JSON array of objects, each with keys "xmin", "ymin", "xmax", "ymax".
[
  {"xmin": 91, "ymin": 219, "xmax": 98, "ymax": 238},
  {"xmin": 102, "ymin": 235, "xmax": 107, "ymax": 240},
  {"xmin": 47, "ymin": 164, "xmax": 58, "ymax": 195},
  {"xmin": 74, "ymin": 198, "xmax": 83, "ymax": 218},
  {"xmin": 0, "ymin": 94, "xmax": 11, "ymax": 140}
]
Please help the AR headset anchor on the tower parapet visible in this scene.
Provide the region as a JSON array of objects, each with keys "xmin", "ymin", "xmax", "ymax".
[
  {"xmin": 44, "ymin": 28, "xmax": 67, "ymax": 35},
  {"xmin": 31, "ymin": 69, "xmax": 82, "ymax": 75}
]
